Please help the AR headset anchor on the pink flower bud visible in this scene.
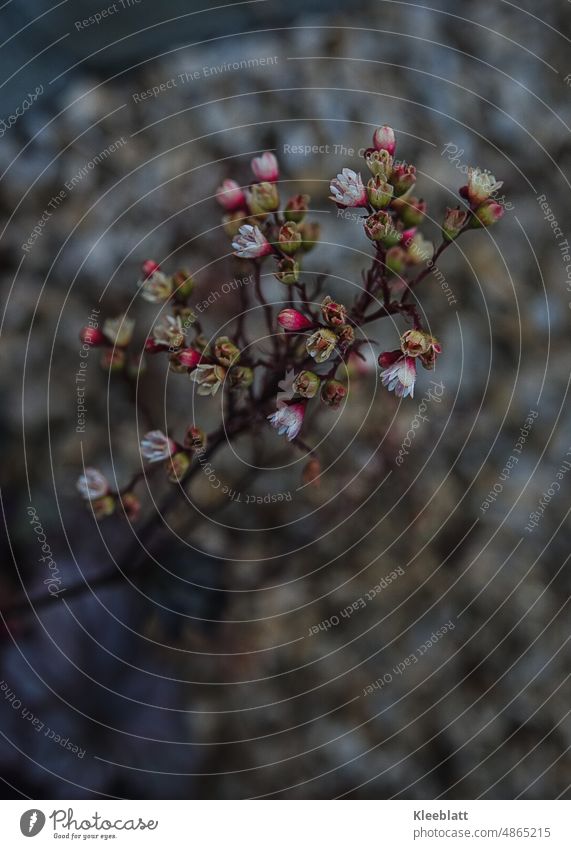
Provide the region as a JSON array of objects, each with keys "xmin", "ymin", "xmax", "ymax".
[
  {"xmin": 79, "ymin": 326, "xmax": 106, "ymax": 346},
  {"xmin": 473, "ymin": 200, "xmax": 505, "ymax": 227},
  {"xmin": 216, "ymin": 179, "xmax": 246, "ymax": 211},
  {"xmin": 251, "ymin": 151, "xmax": 279, "ymax": 182},
  {"xmin": 373, "ymin": 125, "xmax": 396, "ymax": 155},
  {"xmin": 177, "ymin": 347, "xmax": 202, "ymax": 369},
  {"xmin": 277, "ymin": 309, "xmax": 313, "ymax": 331},
  {"xmin": 145, "ymin": 337, "xmax": 163, "ymax": 354},
  {"xmin": 141, "ymin": 259, "xmax": 160, "ymax": 279}
]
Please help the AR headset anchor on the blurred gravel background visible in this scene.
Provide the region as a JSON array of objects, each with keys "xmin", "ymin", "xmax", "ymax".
[{"xmin": 1, "ymin": 0, "xmax": 571, "ymax": 799}]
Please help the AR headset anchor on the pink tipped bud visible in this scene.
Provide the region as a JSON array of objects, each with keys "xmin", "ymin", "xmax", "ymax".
[
  {"xmin": 80, "ymin": 326, "xmax": 106, "ymax": 346},
  {"xmin": 144, "ymin": 337, "xmax": 162, "ymax": 354},
  {"xmin": 473, "ymin": 200, "xmax": 505, "ymax": 227},
  {"xmin": 251, "ymin": 151, "xmax": 279, "ymax": 182},
  {"xmin": 373, "ymin": 125, "xmax": 396, "ymax": 156},
  {"xmin": 277, "ymin": 308, "xmax": 313, "ymax": 331},
  {"xmin": 177, "ymin": 347, "xmax": 202, "ymax": 369},
  {"xmin": 141, "ymin": 259, "xmax": 161, "ymax": 279},
  {"xmin": 216, "ymin": 179, "xmax": 246, "ymax": 211}
]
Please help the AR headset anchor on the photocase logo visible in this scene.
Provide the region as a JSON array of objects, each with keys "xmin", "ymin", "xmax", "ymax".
[{"xmin": 20, "ymin": 810, "xmax": 46, "ymax": 837}]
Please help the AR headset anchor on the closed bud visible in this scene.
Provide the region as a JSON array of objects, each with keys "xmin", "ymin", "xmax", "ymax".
[
  {"xmin": 373, "ymin": 125, "xmax": 396, "ymax": 155},
  {"xmin": 442, "ymin": 206, "xmax": 468, "ymax": 241},
  {"xmin": 392, "ymin": 196, "xmax": 426, "ymax": 227},
  {"xmin": 80, "ymin": 326, "xmax": 105, "ymax": 346},
  {"xmin": 301, "ymin": 457, "xmax": 321, "ymax": 487},
  {"xmin": 386, "ymin": 246, "xmax": 407, "ymax": 275},
  {"xmin": 184, "ymin": 426, "xmax": 207, "ymax": 452},
  {"xmin": 121, "ymin": 492, "xmax": 141, "ymax": 522},
  {"xmin": 223, "ymin": 211, "xmax": 246, "ymax": 237},
  {"xmin": 165, "ymin": 451, "xmax": 191, "ymax": 483},
  {"xmin": 229, "ymin": 365, "xmax": 254, "ymax": 389},
  {"xmin": 214, "ymin": 336, "xmax": 240, "ymax": 367},
  {"xmin": 293, "ymin": 370, "xmax": 320, "ymax": 398},
  {"xmin": 247, "ymin": 181, "xmax": 279, "ymax": 214},
  {"xmin": 172, "ymin": 268, "xmax": 194, "ymax": 299},
  {"xmin": 275, "ymin": 257, "xmax": 300, "ymax": 285},
  {"xmin": 251, "ymin": 152, "xmax": 279, "ymax": 182},
  {"xmin": 177, "ymin": 347, "xmax": 202, "ymax": 369},
  {"xmin": 285, "ymin": 194, "xmax": 309, "ymax": 223},
  {"xmin": 337, "ymin": 324, "xmax": 355, "ymax": 347},
  {"xmin": 321, "ymin": 295, "xmax": 347, "ymax": 328},
  {"xmin": 472, "ymin": 200, "xmax": 505, "ymax": 228},
  {"xmin": 367, "ymin": 175, "xmax": 394, "ymax": 209},
  {"xmin": 277, "ymin": 308, "xmax": 313, "ymax": 331},
  {"xmin": 391, "ymin": 163, "xmax": 416, "ymax": 196},
  {"xmin": 168, "ymin": 353, "xmax": 189, "ymax": 373},
  {"xmin": 299, "ymin": 221, "xmax": 320, "ymax": 251},
  {"xmin": 216, "ymin": 179, "xmax": 246, "ymax": 211},
  {"xmin": 321, "ymin": 379, "xmax": 347, "ymax": 408},
  {"xmin": 306, "ymin": 328, "xmax": 338, "ymax": 363},
  {"xmin": 141, "ymin": 259, "xmax": 161, "ymax": 278},
  {"xmin": 92, "ymin": 495, "xmax": 115, "ymax": 521},
  {"xmin": 145, "ymin": 337, "xmax": 162, "ymax": 354},
  {"xmin": 364, "ymin": 210, "xmax": 398, "ymax": 244},
  {"xmin": 365, "ymin": 148, "xmax": 393, "ymax": 179},
  {"xmin": 100, "ymin": 348, "xmax": 125, "ymax": 371},
  {"xmin": 278, "ymin": 222, "xmax": 302, "ymax": 255}
]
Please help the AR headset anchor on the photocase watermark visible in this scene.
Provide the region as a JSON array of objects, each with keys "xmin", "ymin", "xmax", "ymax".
[
  {"xmin": 27, "ymin": 505, "xmax": 64, "ymax": 598},
  {"xmin": 1, "ymin": 681, "xmax": 85, "ymax": 758},
  {"xmin": 363, "ymin": 619, "xmax": 456, "ymax": 695},
  {"xmin": 524, "ymin": 447, "xmax": 571, "ymax": 532},
  {"xmin": 76, "ymin": 308, "xmax": 101, "ymax": 434},
  {"xmin": 0, "ymin": 85, "xmax": 43, "ymax": 138},
  {"xmin": 308, "ymin": 566, "xmax": 404, "ymax": 636},
  {"xmin": 22, "ymin": 137, "xmax": 127, "ymax": 253},
  {"xmin": 480, "ymin": 408, "xmax": 538, "ymax": 513},
  {"xmin": 132, "ymin": 56, "xmax": 279, "ymax": 103},
  {"xmin": 193, "ymin": 445, "xmax": 292, "ymax": 504},
  {"xmin": 536, "ymin": 193, "xmax": 571, "ymax": 307},
  {"xmin": 75, "ymin": 0, "xmax": 142, "ymax": 30},
  {"xmin": 395, "ymin": 380, "xmax": 445, "ymax": 466},
  {"xmin": 441, "ymin": 143, "xmax": 513, "ymax": 211},
  {"xmin": 194, "ymin": 272, "xmax": 254, "ymax": 316}
]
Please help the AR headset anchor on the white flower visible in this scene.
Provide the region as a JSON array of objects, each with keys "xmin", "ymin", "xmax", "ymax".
[
  {"xmin": 102, "ymin": 315, "xmax": 135, "ymax": 347},
  {"xmin": 232, "ymin": 224, "xmax": 272, "ymax": 258},
  {"xmin": 152, "ymin": 314, "xmax": 185, "ymax": 348},
  {"xmin": 138, "ymin": 270, "xmax": 172, "ymax": 303},
  {"xmin": 140, "ymin": 430, "xmax": 175, "ymax": 462},
  {"xmin": 329, "ymin": 168, "xmax": 367, "ymax": 207},
  {"xmin": 267, "ymin": 402, "xmax": 306, "ymax": 441},
  {"xmin": 251, "ymin": 151, "xmax": 279, "ymax": 182},
  {"xmin": 76, "ymin": 468, "xmax": 108, "ymax": 500},
  {"xmin": 381, "ymin": 356, "xmax": 417, "ymax": 399},
  {"xmin": 467, "ymin": 168, "xmax": 503, "ymax": 205}
]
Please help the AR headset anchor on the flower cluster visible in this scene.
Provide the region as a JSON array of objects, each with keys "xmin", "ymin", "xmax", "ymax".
[
  {"xmin": 77, "ymin": 129, "xmax": 504, "ymax": 518},
  {"xmin": 218, "ymin": 152, "xmax": 319, "ymax": 285}
]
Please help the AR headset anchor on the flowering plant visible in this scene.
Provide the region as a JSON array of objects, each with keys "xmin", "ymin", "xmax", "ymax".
[{"xmin": 77, "ymin": 126, "xmax": 503, "ymax": 520}]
